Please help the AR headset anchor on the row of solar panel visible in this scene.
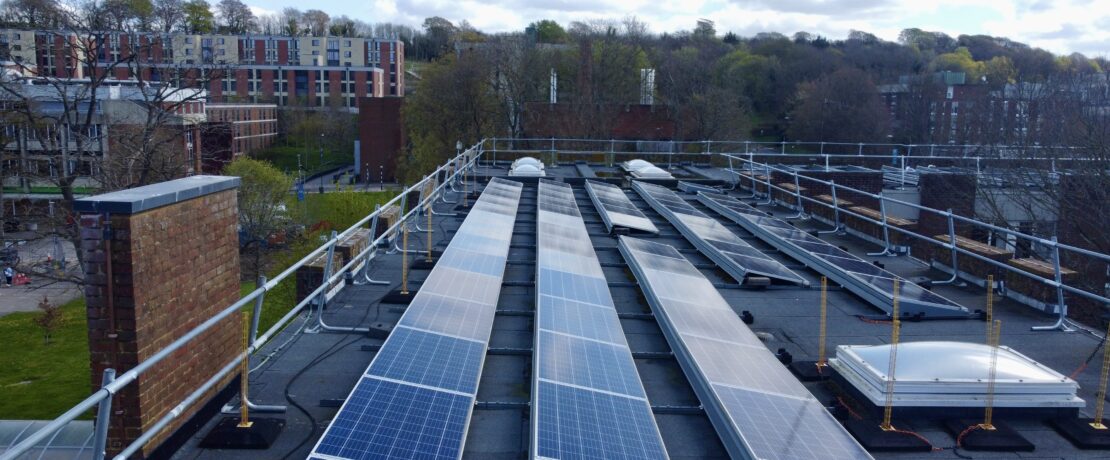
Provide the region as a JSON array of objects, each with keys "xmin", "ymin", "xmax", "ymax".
[
  {"xmin": 584, "ymin": 180, "xmax": 660, "ymax": 234},
  {"xmin": 533, "ymin": 179, "xmax": 669, "ymax": 460},
  {"xmin": 619, "ymin": 236, "xmax": 874, "ymax": 460},
  {"xmin": 309, "ymin": 178, "xmax": 525, "ymax": 460},
  {"xmin": 632, "ymin": 181, "xmax": 809, "ymax": 286},
  {"xmin": 696, "ymin": 191, "xmax": 969, "ymax": 318}
]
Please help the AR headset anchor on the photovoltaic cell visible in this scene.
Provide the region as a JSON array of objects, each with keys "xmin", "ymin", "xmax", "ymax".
[
  {"xmin": 585, "ymin": 180, "xmax": 660, "ymax": 234},
  {"xmin": 696, "ymin": 191, "xmax": 970, "ymax": 319},
  {"xmin": 619, "ymin": 235, "xmax": 871, "ymax": 460},
  {"xmin": 309, "ymin": 177, "xmax": 524, "ymax": 460},
  {"xmin": 309, "ymin": 378, "xmax": 471, "ymax": 460},
  {"xmin": 533, "ymin": 179, "xmax": 667, "ymax": 459},
  {"xmin": 535, "ymin": 381, "xmax": 669, "ymax": 460},
  {"xmin": 632, "ymin": 181, "xmax": 807, "ymax": 285},
  {"xmin": 367, "ymin": 327, "xmax": 485, "ymax": 394}
]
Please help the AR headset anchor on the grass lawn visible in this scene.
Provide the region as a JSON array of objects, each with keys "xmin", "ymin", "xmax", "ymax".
[
  {"xmin": 0, "ymin": 297, "xmax": 93, "ymax": 420},
  {"xmin": 2, "ymin": 186, "xmax": 96, "ymax": 195},
  {"xmin": 0, "ymin": 190, "xmax": 395, "ymax": 420},
  {"xmin": 254, "ymin": 144, "xmax": 353, "ymax": 177}
]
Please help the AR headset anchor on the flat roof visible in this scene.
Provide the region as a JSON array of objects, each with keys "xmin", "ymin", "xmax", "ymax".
[{"xmin": 173, "ymin": 162, "xmax": 1108, "ymax": 459}]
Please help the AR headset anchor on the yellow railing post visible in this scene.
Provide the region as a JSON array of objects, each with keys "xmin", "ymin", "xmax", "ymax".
[
  {"xmin": 236, "ymin": 315, "xmax": 252, "ymax": 428},
  {"xmin": 817, "ymin": 276, "xmax": 829, "ymax": 370},
  {"xmin": 881, "ymin": 279, "xmax": 901, "ymax": 431},
  {"xmin": 1091, "ymin": 321, "xmax": 1110, "ymax": 429},
  {"xmin": 981, "ymin": 319, "xmax": 1001, "ymax": 430},
  {"xmin": 986, "ymin": 275, "xmax": 994, "ymax": 344},
  {"xmin": 401, "ymin": 224, "xmax": 410, "ymax": 295}
]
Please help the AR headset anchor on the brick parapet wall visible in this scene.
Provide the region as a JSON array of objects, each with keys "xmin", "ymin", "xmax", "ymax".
[{"xmin": 79, "ymin": 179, "xmax": 241, "ymax": 457}]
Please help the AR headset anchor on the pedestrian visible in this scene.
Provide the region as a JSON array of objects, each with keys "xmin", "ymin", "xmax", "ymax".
[{"xmin": 3, "ymin": 265, "xmax": 12, "ymax": 287}]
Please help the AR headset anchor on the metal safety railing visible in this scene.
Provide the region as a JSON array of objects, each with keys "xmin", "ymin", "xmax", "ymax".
[
  {"xmin": 0, "ymin": 143, "xmax": 486, "ymax": 460},
  {"xmin": 6, "ymin": 136, "xmax": 1108, "ymax": 459},
  {"xmin": 481, "ymin": 137, "xmax": 1108, "ymax": 332},
  {"xmin": 712, "ymin": 154, "xmax": 1110, "ymax": 331}
]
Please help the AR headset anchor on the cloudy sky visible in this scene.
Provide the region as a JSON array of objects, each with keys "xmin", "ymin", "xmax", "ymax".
[{"xmin": 247, "ymin": 0, "xmax": 1109, "ymax": 56}]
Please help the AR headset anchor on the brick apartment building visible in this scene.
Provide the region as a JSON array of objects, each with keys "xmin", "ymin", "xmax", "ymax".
[
  {"xmin": 1, "ymin": 79, "xmax": 206, "ymax": 185},
  {"xmin": 0, "ymin": 29, "xmax": 404, "ymax": 108},
  {"xmin": 201, "ymin": 103, "xmax": 278, "ymax": 172}
]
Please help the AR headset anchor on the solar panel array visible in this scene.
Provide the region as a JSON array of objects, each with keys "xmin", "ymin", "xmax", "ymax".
[
  {"xmin": 697, "ymin": 191, "xmax": 970, "ymax": 319},
  {"xmin": 618, "ymin": 236, "xmax": 873, "ymax": 460},
  {"xmin": 584, "ymin": 180, "xmax": 660, "ymax": 234},
  {"xmin": 631, "ymin": 181, "xmax": 808, "ymax": 286},
  {"xmin": 533, "ymin": 179, "xmax": 669, "ymax": 460},
  {"xmin": 309, "ymin": 177, "xmax": 524, "ymax": 460}
]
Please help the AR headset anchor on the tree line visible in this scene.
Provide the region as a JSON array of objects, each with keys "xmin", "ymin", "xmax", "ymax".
[{"xmin": 398, "ymin": 17, "xmax": 1108, "ymax": 181}]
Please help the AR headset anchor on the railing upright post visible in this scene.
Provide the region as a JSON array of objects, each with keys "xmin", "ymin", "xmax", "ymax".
[
  {"xmin": 92, "ymin": 368, "xmax": 116, "ymax": 460},
  {"xmin": 820, "ymin": 142, "xmax": 825, "ymax": 154},
  {"xmin": 792, "ymin": 171, "xmax": 805, "ymax": 217},
  {"xmin": 868, "ymin": 192, "xmax": 894, "ymax": 256},
  {"xmin": 249, "ymin": 275, "xmax": 266, "ymax": 345},
  {"xmin": 933, "ymin": 209, "xmax": 959, "ymax": 285},
  {"xmin": 858, "ymin": 142, "xmax": 863, "ymax": 156},
  {"xmin": 1033, "ymin": 237, "xmax": 1073, "ymax": 331}
]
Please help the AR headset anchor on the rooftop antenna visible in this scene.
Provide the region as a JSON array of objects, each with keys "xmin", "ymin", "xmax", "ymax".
[{"xmin": 549, "ymin": 68, "xmax": 557, "ymax": 104}]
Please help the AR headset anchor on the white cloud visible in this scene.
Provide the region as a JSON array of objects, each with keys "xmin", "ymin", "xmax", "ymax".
[{"xmin": 246, "ymin": 0, "xmax": 1110, "ymax": 55}]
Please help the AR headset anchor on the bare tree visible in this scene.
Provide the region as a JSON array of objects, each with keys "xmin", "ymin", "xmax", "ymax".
[
  {"xmin": 302, "ymin": 9, "xmax": 329, "ymax": 36},
  {"xmin": 0, "ymin": 1, "xmax": 231, "ymax": 273},
  {"xmin": 215, "ymin": 0, "xmax": 253, "ymax": 34},
  {"xmin": 152, "ymin": 0, "xmax": 184, "ymax": 32}
]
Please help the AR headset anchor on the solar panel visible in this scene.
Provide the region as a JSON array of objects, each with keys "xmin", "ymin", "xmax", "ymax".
[
  {"xmin": 618, "ymin": 236, "xmax": 873, "ymax": 460},
  {"xmin": 309, "ymin": 177, "xmax": 524, "ymax": 460},
  {"xmin": 697, "ymin": 191, "xmax": 972, "ymax": 319},
  {"xmin": 584, "ymin": 180, "xmax": 660, "ymax": 234},
  {"xmin": 632, "ymin": 181, "xmax": 808, "ymax": 286},
  {"xmin": 677, "ymin": 180, "xmax": 719, "ymax": 195},
  {"xmin": 533, "ymin": 179, "xmax": 668, "ymax": 460}
]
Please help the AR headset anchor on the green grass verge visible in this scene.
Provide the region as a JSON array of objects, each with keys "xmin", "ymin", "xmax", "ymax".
[
  {"xmin": 0, "ymin": 190, "xmax": 395, "ymax": 420},
  {"xmin": 254, "ymin": 144, "xmax": 353, "ymax": 177},
  {"xmin": 250, "ymin": 189, "xmax": 396, "ymax": 337},
  {"xmin": 2, "ymin": 186, "xmax": 96, "ymax": 195},
  {"xmin": 0, "ymin": 297, "xmax": 93, "ymax": 420}
]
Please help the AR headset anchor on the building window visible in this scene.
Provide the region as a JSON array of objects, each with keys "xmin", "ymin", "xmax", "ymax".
[
  {"xmin": 185, "ymin": 37, "xmax": 193, "ymax": 44},
  {"xmin": 344, "ymin": 51, "xmax": 351, "ymax": 57},
  {"xmin": 218, "ymin": 38, "xmax": 225, "ymax": 45},
  {"xmin": 311, "ymin": 39, "xmax": 319, "ymax": 46},
  {"xmin": 185, "ymin": 48, "xmax": 192, "ymax": 55}
]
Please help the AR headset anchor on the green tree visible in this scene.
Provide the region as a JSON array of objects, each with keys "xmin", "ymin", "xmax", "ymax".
[
  {"xmin": 400, "ymin": 54, "xmax": 502, "ymax": 183},
  {"xmin": 181, "ymin": 0, "xmax": 214, "ymax": 33},
  {"xmin": 931, "ymin": 47, "xmax": 985, "ymax": 81},
  {"xmin": 526, "ymin": 19, "xmax": 567, "ymax": 44},
  {"xmin": 224, "ymin": 158, "xmax": 293, "ymax": 279},
  {"xmin": 787, "ymin": 67, "xmax": 890, "ymax": 143}
]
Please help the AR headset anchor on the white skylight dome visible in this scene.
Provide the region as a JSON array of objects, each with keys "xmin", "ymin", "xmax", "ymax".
[
  {"xmin": 829, "ymin": 341, "xmax": 1082, "ymax": 408},
  {"xmin": 509, "ymin": 164, "xmax": 545, "ymax": 177},
  {"xmin": 632, "ymin": 166, "xmax": 674, "ymax": 179},
  {"xmin": 624, "ymin": 159, "xmax": 655, "ymax": 172},
  {"xmin": 512, "ymin": 157, "xmax": 544, "ymax": 170}
]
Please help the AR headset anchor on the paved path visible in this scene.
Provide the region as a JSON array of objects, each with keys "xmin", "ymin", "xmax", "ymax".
[{"xmin": 0, "ymin": 236, "xmax": 81, "ymax": 316}]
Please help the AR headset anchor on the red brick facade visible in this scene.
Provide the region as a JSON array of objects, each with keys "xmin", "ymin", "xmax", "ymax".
[{"xmin": 81, "ymin": 187, "xmax": 241, "ymax": 456}]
